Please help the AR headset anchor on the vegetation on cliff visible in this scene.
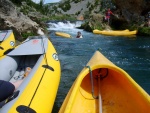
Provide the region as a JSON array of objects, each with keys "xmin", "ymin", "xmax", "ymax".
[
  {"xmin": 0, "ymin": 0, "xmax": 51, "ymax": 41},
  {"xmin": 47, "ymin": 0, "xmax": 150, "ymax": 36},
  {"xmin": 137, "ymin": 27, "xmax": 150, "ymax": 36},
  {"xmin": 0, "ymin": 0, "xmax": 150, "ymax": 38}
]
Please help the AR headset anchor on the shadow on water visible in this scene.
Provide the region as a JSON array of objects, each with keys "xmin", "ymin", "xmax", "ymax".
[{"xmin": 48, "ymin": 21, "xmax": 150, "ymax": 113}]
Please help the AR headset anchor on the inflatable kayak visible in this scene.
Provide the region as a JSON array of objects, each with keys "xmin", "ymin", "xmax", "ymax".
[
  {"xmin": 59, "ymin": 50, "xmax": 150, "ymax": 113},
  {"xmin": 0, "ymin": 36, "xmax": 61, "ymax": 113},
  {"xmin": 93, "ymin": 29, "xmax": 137, "ymax": 36},
  {"xmin": 55, "ymin": 32, "xmax": 72, "ymax": 38},
  {"xmin": 0, "ymin": 30, "xmax": 15, "ymax": 57}
]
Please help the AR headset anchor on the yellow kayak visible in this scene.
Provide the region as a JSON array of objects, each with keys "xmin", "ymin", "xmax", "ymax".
[
  {"xmin": 93, "ymin": 29, "xmax": 137, "ymax": 36},
  {"xmin": 0, "ymin": 36, "xmax": 61, "ymax": 113},
  {"xmin": 55, "ymin": 32, "xmax": 72, "ymax": 38},
  {"xmin": 59, "ymin": 50, "xmax": 150, "ymax": 113},
  {"xmin": 0, "ymin": 30, "xmax": 15, "ymax": 56}
]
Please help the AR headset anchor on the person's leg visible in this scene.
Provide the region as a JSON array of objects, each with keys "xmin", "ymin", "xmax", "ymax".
[
  {"xmin": 148, "ymin": 19, "xmax": 150, "ymax": 27},
  {"xmin": 0, "ymin": 80, "xmax": 15, "ymax": 102},
  {"xmin": 11, "ymin": 79, "xmax": 24, "ymax": 91},
  {"xmin": 10, "ymin": 67, "xmax": 31, "ymax": 91},
  {"xmin": 108, "ymin": 18, "xmax": 110, "ymax": 25}
]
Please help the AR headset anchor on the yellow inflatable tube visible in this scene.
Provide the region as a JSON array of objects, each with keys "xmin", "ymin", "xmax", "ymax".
[
  {"xmin": 55, "ymin": 32, "xmax": 72, "ymax": 38},
  {"xmin": 93, "ymin": 29, "xmax": 137, "ymax": 36}
]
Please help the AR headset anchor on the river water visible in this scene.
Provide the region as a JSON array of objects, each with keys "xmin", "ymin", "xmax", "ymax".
[{"xmin": 47, "ymin": 21, "xmax": 150, "ymax": 113}]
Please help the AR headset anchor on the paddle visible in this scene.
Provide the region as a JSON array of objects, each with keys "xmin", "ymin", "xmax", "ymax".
[
  {"xmin": 97, "ymin": 68, "xmax": 108, "ymax": 113},
  {"xmin": 98, "ymin": 75, "xmax": 102, "ymax": 113}
]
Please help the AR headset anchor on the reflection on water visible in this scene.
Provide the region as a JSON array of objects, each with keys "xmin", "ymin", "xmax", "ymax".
[{"xmin": 48, "ymin": 21, "xmax": 150, "ymax": 113}]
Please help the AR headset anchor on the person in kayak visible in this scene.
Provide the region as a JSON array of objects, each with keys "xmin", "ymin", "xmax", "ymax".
[
  {"xmin": 76, "ymin": 31, "xmax": 83, "ymax": 38},
  {"xmin": 105, "ymin": 8, "xmax": 114, "ymax": 24}
]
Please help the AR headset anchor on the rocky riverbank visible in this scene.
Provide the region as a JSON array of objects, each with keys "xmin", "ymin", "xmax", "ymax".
[
  {"xmin": 79, "ymin": 13, "xmax": 150, "ymax": 36},
  {"xmin": 0, "ymin": 0, "xmax": 48, "ymax": 42},
  {"xmin": 49, "ymin": 0, "xmax": 150, "ymax": 36},
  {"xmin": 0, "ymin": 0, "xmax": 150, "ymax": 41}
]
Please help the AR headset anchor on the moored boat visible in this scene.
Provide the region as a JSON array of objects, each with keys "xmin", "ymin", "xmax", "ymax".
[
  {"xmin": 0, "ymin": 30, "xmax": 15, "ymax": 57},
  {"xmin": 59, "ymin": 50, "xmax": 150, "ymax": 113},
  {"xmin": 55, "ymin": 32, "xmax": 72, "ymax": 38},
  {"xmin": 0, "ymin": 36, "xmax": 61, "ymax": 113},
  {"xmin": 93, "ymin": 29, "xmax": 137, "ymax": 36}
]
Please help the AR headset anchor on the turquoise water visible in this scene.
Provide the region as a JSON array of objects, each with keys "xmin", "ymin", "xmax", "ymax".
[{"xmin": 48, "ymin": 23, "xmax": 150, "ymax": 113}]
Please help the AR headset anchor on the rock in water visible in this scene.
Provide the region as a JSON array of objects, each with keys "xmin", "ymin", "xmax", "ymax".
[{"xmin": 37, "ymin": 28, "xmax": 45, "ymax": 35}]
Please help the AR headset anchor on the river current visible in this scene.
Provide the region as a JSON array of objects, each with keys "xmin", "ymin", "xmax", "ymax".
[{"xmin": 47, "ymin": 21, "xmax": 150, "ymax": 113}]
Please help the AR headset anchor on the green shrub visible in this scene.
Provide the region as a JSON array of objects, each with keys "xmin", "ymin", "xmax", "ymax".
[
  {"xmin": 11, "ymin": 0, "xmax": 50, "ymax": 16},
  {"xmin": 58, "ymin": 1, "xmax": 71, "ymax": 12},
  {"xmin": 86, "ymin": 2, "xmax": 90, "ymax": 8},
  {"xmin": 48, "ymin": 15, "xmax": 76, "ymax": 21},
  {"xmin": 21, "ymin": 32, "xmax": 35, "ymax": 39},
  {"xmin": 89, "ymin": 4, "xmax": 94, "ymax": 11},
  {"xmin": 137, "ymin": 27, "xmax": 150, "ymax": 36},
  {"xmin": 74, "ymin": 0, "xmax": 81, "ymax": 3}
]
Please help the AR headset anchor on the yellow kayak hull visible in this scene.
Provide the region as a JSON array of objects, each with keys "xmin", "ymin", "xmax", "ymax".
[
  {"xmin": 93, "ymin": 29, "xmax": 137, "ymax": 36},
  {"xmin": 0, "ymin": 37, "xmax": 61, "ymax": 113},
  {"xmin": 59, "ymin": 50, "xmax": 150, "ymax": 113},
  {"xmin": 10, "ymin": 39, "xmax": 60, "ymax": 113},
  {"xmin": 0, "ymin": 30, "xmax": 15, "ymax": 56},
  {"xmin": 55, "ymin": 32, "xmax": 72, "ymax": 38}
]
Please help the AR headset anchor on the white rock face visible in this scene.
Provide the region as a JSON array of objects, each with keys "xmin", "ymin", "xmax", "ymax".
[
  {"xmin": 0, "ymin": 0, "xmax": 41, "ymax": 39},
  {"xmin": 37, "ymin": 28, "xmax": 45, "ymax": 36}
]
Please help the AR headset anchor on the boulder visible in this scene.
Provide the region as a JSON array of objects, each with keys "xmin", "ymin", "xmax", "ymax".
[{"xmin": 0, "ymin": 0, "xmax": 41, "ymax": 41}]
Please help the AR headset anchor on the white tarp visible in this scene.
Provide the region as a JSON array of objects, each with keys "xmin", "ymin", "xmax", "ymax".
[{"xmin": 7, "ymin": 36, "xmax": 48, "ymax": 56}]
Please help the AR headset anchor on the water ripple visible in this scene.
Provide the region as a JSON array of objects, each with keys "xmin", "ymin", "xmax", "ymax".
[{"xmin": 49, "ymin": 23, "xmax": 150, "ymax": 113}]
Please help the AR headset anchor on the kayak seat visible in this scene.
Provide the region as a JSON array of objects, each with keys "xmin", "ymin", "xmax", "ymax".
[
  {"xmin": 9, "ymin": 55, "xmax": 40, "ymax": 83},
  {"xmin": 0, "ymin": 56, "xmax": 20, "ymax": 81}
]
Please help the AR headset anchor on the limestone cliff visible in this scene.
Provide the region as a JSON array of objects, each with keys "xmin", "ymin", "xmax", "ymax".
[
  {"xmin": 49, "ymin": 0, "xmax": 150, "ymax": 28},
  {"xmin": 0, "ymin": 0, "xmax": 46, "ymax": 41},
  {"xmin": 113, "ymin": 0, "xmax": 150, "ymax": 23}
]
